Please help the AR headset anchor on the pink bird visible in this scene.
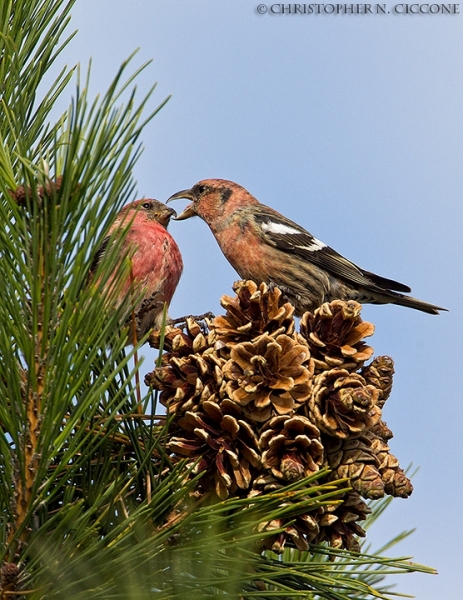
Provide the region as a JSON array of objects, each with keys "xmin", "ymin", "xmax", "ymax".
[{"xmin": 92, "ymin": 199, "xmax": 183, "ymax": 342}]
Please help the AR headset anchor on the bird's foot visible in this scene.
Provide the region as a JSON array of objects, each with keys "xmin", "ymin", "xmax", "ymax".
[{"xmin": 171, "ymin": 312, "xmax": 215, "ymax": 330}]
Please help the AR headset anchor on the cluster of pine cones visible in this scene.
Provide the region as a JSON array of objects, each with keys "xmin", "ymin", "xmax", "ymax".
[{"xmin": 146, "ymin": 281, "xmax": 412, "ymax": 553}]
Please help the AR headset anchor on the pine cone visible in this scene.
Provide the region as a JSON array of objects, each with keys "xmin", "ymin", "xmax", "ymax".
[
  {"xmin": 250, "ymin": 474, "xmax": 322, "ymax": 553},
  {"xmin": 309, "ymin": 369, "xmax": 381, "ymax": 439},
  {"xmin": 361, "ymin": 355, "xmax": 394, "ymax": 408},
  {"xmin": 168, "ymin": 400, "xmax": 261, "ymax": 500},
  {"xmin": 382, "ymin": 464, "xmax": 413, "ymax": 498},
  {"xmin": 258, "ymin": 508, "xmax": 321, "ymax": 553},
  {"xmin": 325, "ymin": 431, "xmax": 412, "ymax": 500},
  {"xmin": 315, "ymin": 491, "xmax": 371, "ymax": 552},
  {"xmin": 325, "ymin": 436, "xmax": 385, "ymax": 499},
  {"xmin": 1, "ymin": 562, "xmax": 20, "ymax": 591},
  {"xmin": 300, "ymin": 300, "xmax": 374, "ymax": 372},
  {"xmin": 248, "ymin": 472, "xmax": 284, "ymax": 497},
  {"xmin": 212, "ymin": 280, "xmax": 295, "ymax": 345},
  {"xmin": 146, "ymin": 284, "xmax": 412, "ymax": 553},
  {"xmin": 368, "ymin": 434, "xmax": 413, "ymax": 498},
  {"xmin": 370, "ymin": 419, "xmax": 394, "ymax": 441},
  {"xmin": 149, "ymin": 317, "xmax": 212, "ymax": 357},
  {"xmin": 259, "ymin": 415, "xmax": 323, "ymax": 481},
  {"xmin": 146, "ymin": 349, "xmax": 226, "ymax": 415},
  {"xmin": 9, "ymin": 175, "xmax": 64, "ymax": 207},
  {"xmin": 223, "ymin": 334, "xmax": 313, "ymax": 422}
]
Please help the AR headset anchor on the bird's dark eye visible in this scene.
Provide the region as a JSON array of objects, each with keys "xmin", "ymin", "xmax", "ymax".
[
  {"xmin": 196, "ymin": 185, "xmax": 207, "ymax": 195},
  {"xmin": 142, "ymin": 201, "xmax": 152, "ymax": 210}
]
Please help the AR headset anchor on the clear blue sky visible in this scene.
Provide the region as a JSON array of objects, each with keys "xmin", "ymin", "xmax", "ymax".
[{"xmin": 59, "ymin": 2, "xmax": 462, "ymax": 597}]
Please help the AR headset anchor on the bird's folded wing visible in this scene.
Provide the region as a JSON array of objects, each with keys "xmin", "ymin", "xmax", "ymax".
[{"xmin": 253, "ymin": 211, "xmax": 411, "ymax": 294}]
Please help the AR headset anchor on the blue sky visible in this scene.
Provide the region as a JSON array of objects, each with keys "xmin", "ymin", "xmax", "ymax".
[{"xmin": 59, "ymin": 2, "xmax": 462, "ymax": 596}]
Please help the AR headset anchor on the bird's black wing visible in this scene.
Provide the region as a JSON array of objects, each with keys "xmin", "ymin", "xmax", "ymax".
[
  {"xmin": 89, "ymin": 236, "xmax": 109, "ymax": 276},
  {"xmin": 253, "ymin": 210, "xmax": 411, "ymax": 294}
]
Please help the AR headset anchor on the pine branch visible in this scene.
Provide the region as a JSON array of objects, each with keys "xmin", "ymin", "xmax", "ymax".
[{"xmin": 0, "ymin": 3, "xmax": 435, "ymax": 600}]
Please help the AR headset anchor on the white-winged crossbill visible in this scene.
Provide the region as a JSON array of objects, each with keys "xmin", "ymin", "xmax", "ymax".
[
  {"xmin": 92, "ymin": 199, "xmax": 183, "ymax": 341},
  {"xmin": 168, "ymin": 179, "xmax": 445, "ymax": 315}
]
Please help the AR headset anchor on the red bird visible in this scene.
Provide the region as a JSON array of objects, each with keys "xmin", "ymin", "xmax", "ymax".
[
  {"xmin": 92, "ymin": 199, "xmax": 183, "ymax": 341},
  {"xmin": 168, "ymin": 179, "xmax": 445, "ymax": 316}
]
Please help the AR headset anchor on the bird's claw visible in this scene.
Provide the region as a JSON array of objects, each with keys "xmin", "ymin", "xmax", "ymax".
[{"xmin": 171, "ymin": 312, "xmax": 215, "ymax": 332}]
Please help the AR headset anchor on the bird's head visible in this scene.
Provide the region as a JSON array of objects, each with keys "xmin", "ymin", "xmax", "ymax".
[
  {"xmin": 167, "ymin": 179, "xmax": 258, "ymax": 228},
  {"xmin": 121, "ymin": 199, "xmax": 177, "ymax": 229}
]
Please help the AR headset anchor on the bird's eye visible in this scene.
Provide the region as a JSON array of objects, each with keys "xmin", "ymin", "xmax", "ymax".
[
  {"xmin": 142, "ymin": 201, "xmax": 152, "ymax": 210},
  {"xmin": 196, "ymin": 185, "xmax": 207, "ymax": 195}
]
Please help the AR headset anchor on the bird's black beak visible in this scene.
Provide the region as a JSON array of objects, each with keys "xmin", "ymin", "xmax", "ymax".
[
  {"xmin": 167, "ymin": 189, "xmax": 197, "ymax": 220},
  {"xmin": 157, "ymin": 206, "xmax": 177, "ymax": 227}
]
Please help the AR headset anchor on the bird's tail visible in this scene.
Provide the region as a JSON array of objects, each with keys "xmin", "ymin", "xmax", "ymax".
[{"xmin": 389, "ymin": 293, "xmax": 447, "ymax": 315}]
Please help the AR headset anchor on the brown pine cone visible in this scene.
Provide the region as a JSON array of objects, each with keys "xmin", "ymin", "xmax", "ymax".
[
  {"xmin": 146, "ymin": 349, "xmax": 226, "ymax": 415},
  {"xmin": 1, "ymin": 562, "xmax": 20, "ymax": 591},
  {"xmin": 149, "ymin": 317, "xmax": 213, "ymax": 357},
  {"xmin": 9, "ymin": 175, "xmax": 64, "ymax": 207},
  {"xmin": 258, "ymin": 508, "xmax": 321, "ymax": 553},
  {"xmin": 309, "ymin": 369, "xmax": 381, "ymax": 439},
  {"xmin": 212, "ymin": 280, "xmax": 295, "ymax": 345},
  {"xmin": 146, "ymin": 285, "xmax": 412, "ymax": 554},
  {"xmin": 368, "ymin": 435, "xmax": 413, "ymax": 498},
  {"xmin": 360, "ymin": 355, "xmax": 394, "ymax": 408},
  {"xmin": 325, "ymin": 436, "xmax": 385, "ymax": 500},
  {"xmin": 315, "ymin": 491, "xmax": 371, "ymax": 552},
  {"xmin": 250, "ymin": 474, "xmax": 322, "ymax": 553},
  {"xmin": 259, "ymin": 415, "xmax": 323, "ymax": 482},
  {"xmin": 370, "ymin": 420, "xmax": 394, "ymax": 441},
  {"xmin": 326, "ymin": 431, "xmax": 412, "ymax": 500},
  {"xmin": 223, "ymin": 334, "xmax": 313, "ymax": 422},
  {"xmin": 168, "ymin": 401, "xmax": 261, "ymax": 500},
  {"xmin": 300, "ymin": 300, "xmax": 374, "ymax": 372}
]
